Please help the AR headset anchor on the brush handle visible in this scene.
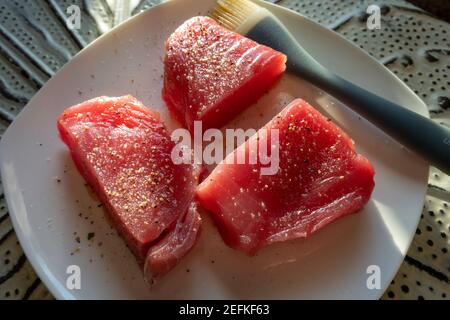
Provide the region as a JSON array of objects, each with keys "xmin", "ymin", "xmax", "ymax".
[{"xmin": 247, "ymin": 17, "xmax": 450, "ymax": 174}]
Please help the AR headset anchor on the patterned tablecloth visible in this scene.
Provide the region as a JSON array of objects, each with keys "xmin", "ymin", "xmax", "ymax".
[{"xmin": 0, "ymin": 0, "xmax": 448, "ymax": 300}]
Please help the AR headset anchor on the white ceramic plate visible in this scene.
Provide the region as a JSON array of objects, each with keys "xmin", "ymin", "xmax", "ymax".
[{"xmin": 0, "ymin": 0, "xmax": 429, "ymax": 299}]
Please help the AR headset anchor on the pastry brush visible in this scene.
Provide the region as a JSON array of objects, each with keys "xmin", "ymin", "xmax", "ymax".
[{"xmin": 210, "ymin": 0, "xmax": 450, "ymax": 174}]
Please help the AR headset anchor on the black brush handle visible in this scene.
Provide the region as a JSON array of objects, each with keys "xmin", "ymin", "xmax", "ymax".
[{"xmin": 246, "ymin": 17, "xmax": 450, "ymax": 174}]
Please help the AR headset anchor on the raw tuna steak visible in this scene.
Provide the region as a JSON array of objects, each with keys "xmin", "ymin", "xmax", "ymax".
[
  {"xmin": 57, "ymin": 95, "xmax": 201, "ymax": 280},
  {"xmin": 163, "ymin": 16, "xmax": 286, "ymax": 132},
  {"xmin": 196, "ymin": 99, "xmax": 375, "ymax": 255}
]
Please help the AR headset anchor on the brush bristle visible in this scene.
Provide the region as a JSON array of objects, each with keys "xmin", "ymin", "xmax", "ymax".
[{"xmin": 209, "ymin": 0, "xmax": 259, "ymax": 31}]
